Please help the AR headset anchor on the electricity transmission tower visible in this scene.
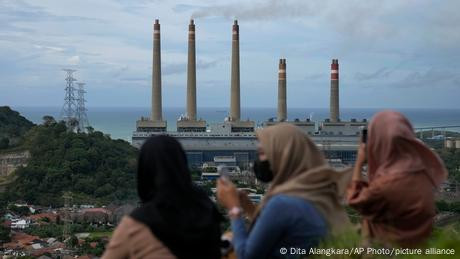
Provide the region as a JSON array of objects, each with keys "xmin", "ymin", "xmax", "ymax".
[
  {"xmin": 61, "ymin": 69, "xmax": 77, "ymax": 130},
  {"xmin": 60, "ymin": 69, "xmax": 90, "ymax": 132},
  {"xmin": 62, "ymin": 192, "xmax": 73, "ymax": 239},
  {"xmin": 75, "ymin": 82, "xmax": 90, "ymax": 132}
]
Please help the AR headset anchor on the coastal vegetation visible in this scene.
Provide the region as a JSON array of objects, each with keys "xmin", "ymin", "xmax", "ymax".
[
  {"xmin": 0, "ymin": 106, "xmax": 138, "ymax": 206},
  {"xmin": 0, "ymin": 106, "xmax": 34, "ymax": 150}
]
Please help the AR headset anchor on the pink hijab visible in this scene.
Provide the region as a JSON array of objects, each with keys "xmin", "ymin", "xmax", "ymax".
[{"xmin": 367, "ymin": 110, "xmax": 447, "ymax": 187}]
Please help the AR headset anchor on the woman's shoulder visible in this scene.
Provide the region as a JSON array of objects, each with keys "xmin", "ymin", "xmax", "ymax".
[
  {"xmin": 268, "ymin": 194, "xmax": 312, "ymax": 205},
  {"xmin": 115, "ymin": 216, "xmax": 148, "ymax": 233},
  {"xmin": 111, "ymin": 216, "xmax": 177, "ymax": 258},
  {"xmin": 263, "ymin": 194, "xmax": 326, "ymax": 228},
  {"xmin": 265, "ymin": 194, "xmax": 319, "ymax": 214}
]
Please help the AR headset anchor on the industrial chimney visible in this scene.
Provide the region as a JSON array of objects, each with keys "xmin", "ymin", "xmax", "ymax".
[
  {"xmin": 230, "ymin": 20, "xmax": 240, "ymax": 121},
  {"xmin": 187, "ymin": 19, "xmax": 197, "ymax": 121},
  {"xmin": 152, "ymin": 19, "xmax": 162, "ymax": 121},
  {"xmin": 330, "ymin": 59, "xmax": 339, "ymax": 122},
  {"xmin": 278, "ymin": 58, "xmax": 287, "ymax": 122}
]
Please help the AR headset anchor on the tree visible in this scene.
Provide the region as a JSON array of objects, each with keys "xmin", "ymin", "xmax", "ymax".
[
  {"xmin": 0, "ymin": 137, "xmax": 8, "ymax": 149},
  {"xmin": 66, "ymin": 235, "xmax": 79, "ymax": 248},
  {"xmin": 0, "ymin": 225, "xmax": 11, "ymax": 244},
  {"xmin": 42, "ymin": 115, "xmax": 56, "ymax": 126},
  {"xmin": 7, "ymin": 120, "xmax": 137, "ymax": 206},
  {"xmin": 8, "ymin": 205, "xmax": 30, "ymax": 216}
]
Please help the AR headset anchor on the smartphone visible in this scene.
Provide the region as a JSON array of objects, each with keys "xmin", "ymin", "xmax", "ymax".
[{"xmin": 361, "ymin": 128, "xmax": 368, "ymax": 143}]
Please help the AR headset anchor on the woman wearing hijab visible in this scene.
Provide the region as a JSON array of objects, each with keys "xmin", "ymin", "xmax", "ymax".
[
  {"xmin": 347, "ymin": 110, "xmax": 448, "ymax": 247},
  {"xmin": 102, "ymin": 135, "xmax": 222, "ymax": 259},
  {"xmin": 217, "ymin": 123, "xmax": 352, "ymax": 259}
]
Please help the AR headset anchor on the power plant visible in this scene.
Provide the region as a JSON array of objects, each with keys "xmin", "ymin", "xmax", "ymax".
[{"xmin": 132, "ymin": 19, "xmax": 367, "ymax": 168}]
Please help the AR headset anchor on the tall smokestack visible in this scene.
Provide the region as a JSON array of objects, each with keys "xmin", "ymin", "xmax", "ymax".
[
  {"xmin": 278, "ymin": 58, "xmax": 287, "ymax": 122},
  {"xmin": 187, "ymin": 19, "xmax": 197, "ymax": 120},
  {"xmin": 230, "ymin": 20, "xmax": 240, "ymax": 121},
  {"xmin": 330, "ymin": 59, "xmax": 339, "ymax": 122},
  {"xmin": 152, "ymin": 19, "xmax": 162, "ymax": 121}
]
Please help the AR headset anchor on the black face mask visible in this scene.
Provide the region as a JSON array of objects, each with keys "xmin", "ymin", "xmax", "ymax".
[{"xmin": 253, "ymin": 159, "xmax": 274, "ymax": 183}]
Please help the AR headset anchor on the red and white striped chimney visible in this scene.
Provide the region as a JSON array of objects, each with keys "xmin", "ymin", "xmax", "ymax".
[{"xmin": 330, "ymin": 59, "xmax": 339, "ymax": 122}]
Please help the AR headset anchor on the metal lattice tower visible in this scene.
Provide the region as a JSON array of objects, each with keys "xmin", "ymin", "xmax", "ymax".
[
  {"xmin": 75, "ymin": 82, "xmax": 90, "ymax": 132},
  {"xmin": 61, "ymin": 69, "xmax": 77, "ymax": 128},
  {"xmin": 62, "ymin": 192, "xmax": 73, "ymax": 239}
]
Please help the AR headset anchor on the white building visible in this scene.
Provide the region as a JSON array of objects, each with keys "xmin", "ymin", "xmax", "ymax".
[{"xmin": 11, "ymin": 219, "xmax": 30, "ymax": 229}]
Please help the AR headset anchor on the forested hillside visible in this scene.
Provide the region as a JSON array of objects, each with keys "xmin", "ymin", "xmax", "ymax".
[
  {"xmin": 3, "ymin": 115, "xmax": 138, "ymax": 206},
  {"xmin": 0, "ymin": 106, "xmax": 35, "ymax": 149}
]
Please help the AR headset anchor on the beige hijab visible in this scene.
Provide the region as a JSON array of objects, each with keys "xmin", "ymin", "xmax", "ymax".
[{"xmin": 254, "ymin": 123, "xmax": 352, "ymax": 235}]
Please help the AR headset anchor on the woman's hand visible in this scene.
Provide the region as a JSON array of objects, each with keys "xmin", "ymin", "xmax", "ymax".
[
  {"xmin": 356, "ymin": 143, "xmax": 367, "ymax": 165},
  {"xmin": 217, "ymin": 177, "xmax": 241, "ymax": 210},
  {"xmin": 352, "ymin": 143, "xmax": 367, "ymax": 181},
  {"xmin": 238, "ymin": 190, "xmax": 256, "ymax": 216}
]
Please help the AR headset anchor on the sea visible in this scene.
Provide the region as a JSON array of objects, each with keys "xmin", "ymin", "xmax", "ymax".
[{"xmin": 12, "ymin": 107, "xmax": 460, "ymax": 142}]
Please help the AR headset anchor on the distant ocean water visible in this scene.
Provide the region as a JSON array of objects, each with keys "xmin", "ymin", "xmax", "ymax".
[{"xmin": 12, "ymin": 107, "xmax": 460, "ymax": 142}]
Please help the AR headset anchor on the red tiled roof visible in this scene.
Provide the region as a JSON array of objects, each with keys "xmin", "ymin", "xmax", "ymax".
[
  {"xmin": 82, "ymin": 208, "xmax": 111, "ymax": 214},
  {"xmin": 27, "ymin": 213, "xmax": 57, "ymax": 222},
  {"xmin": 2, "ymin": 220, "xmax": 12, "ymax": 227},
  {"xmin": 12, "ymin": 232, "xmax": 40, "ymax": 246}
]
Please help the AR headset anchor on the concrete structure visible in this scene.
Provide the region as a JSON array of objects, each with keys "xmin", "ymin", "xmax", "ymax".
[
  {"xmin": 445, "ymin": 139, "xmax": 454, "ymax": 148},
  {"xmin": 214, "ymin": 156, "xmax": 237, "ymax": 166},
  {"xmin": 132, "ymin": 20, "xmax": 364, "ymax": 168},
  {"xmin": 187, "ymin": 19, "xmax": 197, "ymax": 121},
  {"xmin": 11, "ymin": 219, "xmax": 30, "ymax": 229},
  {"xmin": 177, "ymin": 119, "xmax": 207, "ymax": 132},
  {"xmin": 136, "ymin": 19, "xmax": 166, "ymax": 132},
  {"xmin": 177, "ymin": 19, "xmax": 206, "ymax": 132},
  {"xmin": 265, "ymin": 118, "xmax": 316, "ymax": 135},
  {"xmin": 330, "ymin": 59, "xmax": 339, "ymax": 122},
  {"xmin": 320, "ymin": 119, "xmax": 368, "ymax": 136},
  {"xmin": 456, "ymin": 139, "xmax": 460, "ymax": 149},
  {"xmin": 136, "ymin": 117, "xmax": 167, "ymax": 132},
  {"xmin": 278, "ymin": 58, "xmax": 287, "ymax": 122},
  {"xmin": 230, "ymin": 20, "xmax": 240, "ymax": 122},
  {"xmin": 264, "ymin": 58, "xmax": 315, "ymax": 134},
  {"xmin": 150, "ymin": 19, "xmax": 167, "ymax": 130},
  {"xmin": 225, "ymin": 20, "xmax": 254, "ymax": 132},
  {"xmin": 0, "ymin": 151, "xmax": 30, "ymax": 177}
]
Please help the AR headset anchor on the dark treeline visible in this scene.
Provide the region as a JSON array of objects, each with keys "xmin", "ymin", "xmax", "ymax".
[{"xmin": 0, "ymin": 106, "xmax": 35, "ymax": 149}]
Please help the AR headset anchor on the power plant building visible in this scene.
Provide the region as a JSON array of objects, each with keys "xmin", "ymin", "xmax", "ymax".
[{"xmin": 132, "ymin": 20, "xmax": 367, "ymax": 168}]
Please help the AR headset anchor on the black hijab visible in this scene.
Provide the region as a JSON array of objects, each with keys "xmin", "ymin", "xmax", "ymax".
[{"xmin": 130, "ymin": 135, "xmax": 222, "ymax": 259}]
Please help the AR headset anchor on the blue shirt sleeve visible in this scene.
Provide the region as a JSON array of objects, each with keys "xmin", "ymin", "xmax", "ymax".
[{"xmin": 231, "ymin": 196, "xmax": 291, "ymax": 259}]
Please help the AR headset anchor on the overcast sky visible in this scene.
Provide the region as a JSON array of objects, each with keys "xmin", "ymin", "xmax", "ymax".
[{"xmin": 1, "ymin": 0, "xmax": 459, "ymax": 108}]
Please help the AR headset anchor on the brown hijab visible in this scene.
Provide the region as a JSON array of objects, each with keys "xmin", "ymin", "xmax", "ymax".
[
  {"xmin": 367, "ymin": 110, "xmax": 447, "ymax": 186},
  {"xmin": 347, "ymin": 110, "xmax": 448, "ymax": 247},
  {"xmin": 254, "ymin": 123, "xmax": 352, "ymax": 235}
]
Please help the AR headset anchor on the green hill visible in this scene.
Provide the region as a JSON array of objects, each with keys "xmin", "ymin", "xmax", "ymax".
[
  {"xmin": 0, "ymin": 106, "xmax": 35, "ymax": 150},
  {"xmin": 1, "ymin": 110, "xmax": 138, "ymax": 206}
]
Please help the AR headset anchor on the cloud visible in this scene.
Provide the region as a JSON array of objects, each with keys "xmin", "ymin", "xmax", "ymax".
[
  {"xmin": 2, "ymin": 0, "xmax": 460, "ymax": 108},
  {"xmin": 355, "ymin": 67, "xmax": 392, "ymax": 81},
  {"xmin": 33, "ymin": 44, "xmax": 65, "ymax": 52},
  {"xmin": 163, "ymin": 59, "xmax": 219, "ymax": 75},
  {"xmin": 394, "ymin": 68, "xmax": 460, "ymax": 89},
  {"xmin": 68, "ymin": 55, "xmax": 81, "ymax": 65}
]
